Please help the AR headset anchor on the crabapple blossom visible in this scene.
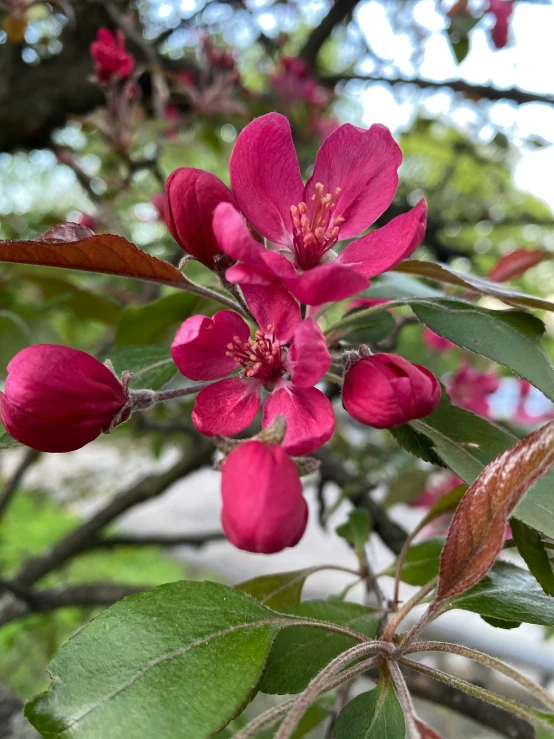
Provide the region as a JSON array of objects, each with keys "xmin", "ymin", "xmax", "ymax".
[
  {"xmin": 220, "ymin": 440, "xmax": 308, "ymax": 553},
  {"xmin": 342, "ymin": 353, "xmax": 440, "ymax": 428},
  {"xmin": 423, "ymin": 327, "xmax": 455, "ymax": 354},
  {"xmin": 90, "ymin": 28, "xmax": 135, "ymax": 84},
  {"xmin": 212, "ymin": 112, "xmax": 426, "ymax": 305},
  {"xmin": 164, "ymin": 168, "xmax": 237, "ymax": 267},
  {"xmin": 0, "ymin": 345, "xmax": 127, "ymax": 453},
  {"xmin": 171, "ymin": 310, "xmax": 333, "ymax": 455},
  {"xmin": 447, "ymin": 361, "xmax": 500, "ymax": 418}
]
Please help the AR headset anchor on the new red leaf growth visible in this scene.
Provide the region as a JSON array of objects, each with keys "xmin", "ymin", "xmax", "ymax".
[{"xmin": 436, "ymin": 420, "xmax": 554, "ymax": 603}]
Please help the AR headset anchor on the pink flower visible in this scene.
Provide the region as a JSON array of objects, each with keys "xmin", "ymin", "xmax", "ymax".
[
  {"xmin": 221, "ymin": 440, "xmax": 308, "ymax": 553},
  {"xmin": 447, "ymin": 361, "xmax": 500, "ymax": 418},
  {"xmin": 423, "ymin": 328, "xmax": 455, "ymax": 354},
  {"xmin": 214, "ymin": 113, "xmax": 426, "ymax": 305},
  {"xmin": 164, "ymin": 168, "xmax": 238, "ymax": 268},
  {"xmin": 342, "ymin": 353, "xmax": 440, "ymax": 428},
  {"xmin": 151, "ymin": 193, "xmax": 164, "ymax": 221},
  {"xmin": 171, "ymin": 310, "xmax": 334, "ymax": 455},
  {"xmin": 90, "ymin": 29, "xmax": 135, "ymax": 84},
  {"xmin": 75, "ymin": 212, "xmax": 97, "ymax": 232},
  {"xmin": 489, "ymin": 0, "xmax": 513, "ymax": 48},
  {"xmin": 271, "ymin": 57, "xmax": 330, "ymax": 109},
  {"xmin": 513, "ymin": 379, "xmax": 554, "ymax": 425},
  {"xmin": 411, "ymin": 472, "xmax": 464, "ymax": 508},
  {"xmin": 0, "ymin": 345, "xmax": 127, "ymax": 453}
]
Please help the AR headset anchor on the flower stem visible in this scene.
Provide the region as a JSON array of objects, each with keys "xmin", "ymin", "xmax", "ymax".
[
  {"xmin": 387, "ymin": 661, "xmax": 423, "ymax": 739},
  {"xmin": 382, "ymin": 577, "xmax": 437, "ymax": 643}
]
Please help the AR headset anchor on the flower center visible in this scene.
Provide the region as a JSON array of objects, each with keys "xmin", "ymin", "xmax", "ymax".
[
  {"xmin": 226, "ymin": 326, "xmax": 285, "ymax": 388},
  {"xmin": 290, "ymin": 182, "xmax": 344, "ymax": 270}
]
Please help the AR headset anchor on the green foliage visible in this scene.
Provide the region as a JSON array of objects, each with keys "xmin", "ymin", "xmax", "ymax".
[
  {"xmin": 259, "ymin": 600, "xmax": 379, "ymax": 695},
  {"xmin": 109, "ymin": 345, "xmax": 177, "ymax": 390},
  {"xmin": 335, "ymin": 677, "xmax": 405, "ymax": 738},
  {"xmin": 511, "ymin": 519, "xmax": 554, "ymax": 597},
  {"xmin": 336, "ymin": 509, "xmax": 371, "ymax": 561}
]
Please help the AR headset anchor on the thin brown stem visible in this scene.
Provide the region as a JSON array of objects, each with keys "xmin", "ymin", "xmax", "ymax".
[
  {"xmin": 387, "ymin": 661, "xmax": 423, "ymax": 739},
  {"xmin": 382, "ymin": 577, "xmax": 437, "ymax": 642}
]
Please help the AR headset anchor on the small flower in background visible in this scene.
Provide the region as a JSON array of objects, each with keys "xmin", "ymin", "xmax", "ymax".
[
  {"xmin": 75, "ymin": 212, "xmax": 98, "ymax": 233},
  {"xmin": 488, "ymin": 0, "xmax": 513, "ymax": 48},
  {"xmin": 164, "ymin": 167, "xmax": 237, "ymax": 267},
  {"xmin": 150, "ymin": 194, "xmax": 165, "ymax": 221},
  {"xmin": 171, "ymin": 311, "xmax": 334, "ymax": 455},
  {"xmin": 0, "ymin": 345, "xmax": 127, "ymax": 453},
  {"xmin": 410, "ymin": 471, "xmax": 464, "ymax": 508},
  {"xmin": 513, "ymin": 379, "xmax": 554, "ymax": 425},
  {"xmin": 446, "ymin": 361, "xmax": 500, "ymax": 418},
  {"xmin": 213, "ymin": 112, "xmax": 427, "ymax": 305},
  {"xmin": 90, "ymin": 28, "xmax": 135, "ymax": 85},
  {"xmin": 271, "ymin": 57, "xmax": 330, "ymax": 109},
  {"xmin": 423, "ymin": 327, "xmax": 455, "ymax": 354},
  {"xmin": 342, "ymin": 353, "xmax": 441, "ymax": 428},
  {"xmin": 220, "ymin": 440, "xmax": 308, "ymax": 553}
]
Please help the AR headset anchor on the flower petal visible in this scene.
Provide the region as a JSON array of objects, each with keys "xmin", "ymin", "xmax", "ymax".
[
  {"xmin": 214, "ymin": 202, "xmax": 296, "ymax": 280},
  {"xmin": 192, "ymin": 378, "xmax": 261, "ymax": 436},
  {"xmin": 305, "ymin": 123, "xmax": 402, "ymax": 239},
  {"xmin": 339, "ymin": 200, "xmax": 427, "ymax": 278},
  {"xmin": 241, "ymin": 283, "xmax": 301, "ymax": 343},
  {"xmin": 229, "ymin": 113, "xmax": 304, "ymax": 245},
  {"xmin": 286, "ymin": 318, "xmax": 330, "ymax": 387},
  {"xmin": 284, "ymin": 262, "xmax": 368, "ymax": 305},
  {"xmin": 263, "ymin": 384, "xmax": 335, "ymax": 455},
  {"xmin": 171, "ymin": 311, "xmax": 249, "ymax": 381}
]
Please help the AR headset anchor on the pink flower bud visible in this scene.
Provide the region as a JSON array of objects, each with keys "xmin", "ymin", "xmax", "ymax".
[
  {"xmin": 221, "ymin": 441, "xmax": 308, "ymax": 554},
  {"xmin": 164, "ymin": 168, "xmax": 237, "ymax": 268},
  {"xmin": 90, "ymin": 28, "xmax": 135, "ymax": 84},
  {"xmin": 0, "ymin": 345, "xmax": 127, "ymax": 453},
  {"xmin": 342, "ymin": 353, "xmax": 441, "ymax": 428}
]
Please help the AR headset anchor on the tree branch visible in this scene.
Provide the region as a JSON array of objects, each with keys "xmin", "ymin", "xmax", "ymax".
[
  {"xmin": 313, "ymin": 447, "xmax": 408, "ymax": 555},
  {"xmin": 322, "ymin": 73, "xmax": 554, "ymax": 108},
  {"xmin": 83, "ymin": 530, "xmax": 225, "ymax": 551},
  {"xmin": 0, "ymin": 447, "xmax": 40, "ymax": 520},
  {"xmin": 404, "ymin": 668, "xmax": 534, "ymax": 739},
  {"xmin": 300, "ymin": 0, "xmax": 362, "ymax": 65}
]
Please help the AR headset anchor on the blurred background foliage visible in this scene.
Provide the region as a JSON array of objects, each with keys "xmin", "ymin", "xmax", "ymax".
[{"xmin": 1, "ymin": 0, "xmax": 554, "ymax": 715}]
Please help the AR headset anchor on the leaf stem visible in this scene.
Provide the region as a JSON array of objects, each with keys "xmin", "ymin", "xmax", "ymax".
[
  {"xmin": 404, "ymin": 640, "xmax": 554, "ymax": 712},
  {"xmin": 323, "ymin": 299, "xmax": 407, "ymax": 339},
  {"xmin": 387, "ymin": 661, "xmax": 423, "ymax": 739},
  {"xmin": 382, "ymin": 577, "xmax": 438, "ymax": 643},
  {"xmin": 399, "ymin": 656, "xmax": 554, "ymax": 733}
]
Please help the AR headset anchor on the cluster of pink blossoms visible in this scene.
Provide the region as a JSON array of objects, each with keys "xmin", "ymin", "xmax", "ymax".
[
  {"xmin": 1, "ymin": 113, "xmax": 444, "ymax": 555},
  {"xmin": 90, "ymin": 28, "xmax": 135, "ymax": 85}
]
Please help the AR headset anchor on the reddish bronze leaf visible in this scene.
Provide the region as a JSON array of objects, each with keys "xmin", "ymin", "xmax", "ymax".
[
  {"xmin": 0, "ymin": 232, "xmax": 189, "ymax": 289},
  {"xmin": 416, "ymin": 719, "xmax": 444, "ymax": 738},
  {"xmin": 39, "ymin": 222, "xmax": 95, "ymax": 243},
  {"xmin": 436, "ymin": 420, "xmax": 554, "ymax": 603},
  {"xmin": 489, "ymin": 248, "xmax": 550, "ymax": 283}
]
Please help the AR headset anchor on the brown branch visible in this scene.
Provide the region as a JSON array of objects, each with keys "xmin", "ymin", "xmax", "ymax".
[
  {"xmin": 0, "ymin": 448, "xmax": 40, "ymax": 520},
  {"xmin": 404, "ymin": 668, "xmax": 534, "ymax": 739},
  {"xmin": 300, "ymin": 0, "xmax": 362, "ymax": 65},
  {"xmin": 7, "ymin": 437, "xmax": 213, "ymax": 590},
  {"xmin": 321, "ymin": 73, "xmax": 554, "ymax": 108},
  {"xmin": 313, "ymin": 447, "xmax": 408, "ymax": 555},
  {"xmin": 83, "ymin": 530, "xmax": 225, "ymax": 550},
  {"xmin": 0, "ymin": 581, "xmax": 149, "ymax": 624}
]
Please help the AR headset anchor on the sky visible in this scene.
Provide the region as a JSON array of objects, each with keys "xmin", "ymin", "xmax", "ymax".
[{"xmin": 355, "ymin": 0, "xmax": 554, "ymax": 209}]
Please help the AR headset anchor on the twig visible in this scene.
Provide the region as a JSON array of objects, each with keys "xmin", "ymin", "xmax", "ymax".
[
  {"xmin": 300, "ymin": 0, "xmax": 361, "ymax": 65},
  {"xmin": 0, "ymin": 448, "xmax": 40, "ymax": 520},
  {"xmin": 387, "ymin": 661, "xmax": 422, "ymax": 738},
  {"xmin": 82, "ymin": 530, "xmax": 226, "ymax": 551},
  {"xmin": 382, "ymin": 578, "xmax": 437, "ymax": 643}
]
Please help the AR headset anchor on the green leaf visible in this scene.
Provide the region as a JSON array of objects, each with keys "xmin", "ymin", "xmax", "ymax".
[
  {"xmin": 408, "ymin": 394, "xmax": 554, "ymax": 540},
  {"xmin": 25, "ymin": 581, "xmax": 283, "ymax": 739},
  {"xmin": 396, "ymin": 260, "xmax": 554, "ymax": 313},
  {"xmin": 450, "ymin": 562, "xmax": 554, "ymax": 626},
  {"xmin": 0, "ymin": 430, "xmax": 22, "ymax": 450},
  {"xmin": 109, "ymin": 345, "xmax": 177, "ymax": 390},
  {"xmin": 411, "ymin": 300, "xmax": 554, "ymax": 403},
  {"xmin": 386, "ymin": 538, "xmax": 444, "ymax": 586},
  {"xmin": 0, "ymin": 310, "xmax": 31, "ymax": 373},
  {"xmin": 335, "ymin": 679, "xmax": 405, "ymax": 739},
  {"xmin": 259, "ymin": 600, "xmax": 380, "ymax": 695},
  {"xmin": 364, "ymin": 272, "xmax": 444, "ymax": 300},
  {"xmin": 389, "ymin": 424, "xmax": 445, "ymax": 467},
  {"xmin": 511, "ymin": 519, "xmax": 554, "ymax": 597},
  {"xmin": 425, "ymin": 484, "xmax": 467, "ymax": 521},
  {"xmin": 116, "ymin": 292, "xmax": 205, "ymax": 347},
  {"xmin": 482, "ymin": 615, "xmax": 522, "ymax": 630},
  {"xmin": 336, "ymin": 510, "xmax": 371, "ymax": 560},
  {"xmin": 384, "ymin": 468, "xmax": 431, "ymax": 507},
  {"xmin": 339, "ymin": 310, "xmax": 395, "ymax": 344},
  {"xmin": 236, "ymin": 569, "xmax": 314, "ymax": 610}
]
